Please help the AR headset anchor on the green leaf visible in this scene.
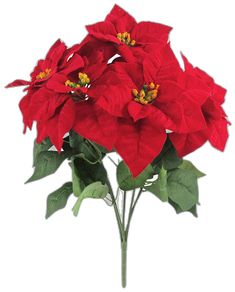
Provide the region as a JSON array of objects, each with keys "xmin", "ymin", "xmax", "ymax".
[
  {"xmin": 152, "ymin": 138, "xmax": 182, "ymax": 171},
  {"xmin": 74, "ymin": 158, "xmax": 108, "ymax": 186},
  {"xmin": 72, "ymin": 182, "xmax": 109, "ymax": 216},
  {"xmin": 169, "ymin": 199, "xmax": 198, "ymax": 217},
  {"xmin": 91, "ymin": 142, "xmax": 110, "ymax": 154},
  {"xmin": 70, "ymin": 158, "xmax": 84, "ymax": 197},
  {"xmin": 46, "ymin": 182, "xmax": 73, "ymax": 219},
  {"xmin": 145, "ymin": 167, "xmax": 168, "ymax": 202},
  {"xmin": 26, "ymin": 151, "xmax": 69, "ymax": 183},
  {"xmin": 75, "ymin": 140, "xmax": 102, "ymax": 164},
  {"xmin": 179, "ymin": 160, "xmax": 205, "ymax": 178},
  {"xmin": 69, "ymin": 131, "xmax": 102, "ymax": 164},
  {"xmin": 167, "ymin": 169, "xmax": 199, "ymax": 211},
  {"xmin": 33, "ymin": 138, "xmax": 52, "ymax": 166},
  {"xmin": 69, "ymin": 131, "xmax": 84, "ymax": 149},
  {"xmin": 117, "ymin": 161, "xmax": 154, "ymax": 191}
]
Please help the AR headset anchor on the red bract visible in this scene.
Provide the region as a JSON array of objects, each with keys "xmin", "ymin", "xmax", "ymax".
[
  {"xmin": 6, "ymin": 5, "xmax": 229, "ymax": 177},
  {"xmin": 6, "ymin": 39, "xmax": 67, "ymax": 89},
  {"xmin": 88, "ymin": 45, "xmax": 209, "ymax": 176},
  {"xmin": 86, "ymin": 4, "xmax": 172, "ymax": 62},
  {"xmin": 170, "ymin": 55, "xmax": 229, "ymax": 156}
]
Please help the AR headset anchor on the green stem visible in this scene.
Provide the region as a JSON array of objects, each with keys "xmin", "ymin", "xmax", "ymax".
[
  {"xmin": 122, "ymin": 191, "xmax": 127, "ymax": 228},
  {"xmin": 106, "ymin": 178, "xmax": 124, "ymax": 241},
  {"xmin": 126, "ymin": 188, "xmax": 143, "ymax": 237},
  {"xmin": 107, "ymin": 167, "xmax": 143, "ymax": 288},
  {"xmin": 121, "ymin": 240, "xmax": 127, "ymax": 288}
]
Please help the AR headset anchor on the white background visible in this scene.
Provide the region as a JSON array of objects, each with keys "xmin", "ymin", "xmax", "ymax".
[{"xmin": 0, "ymin": 0, "xmax": 234, "ymax": 291}]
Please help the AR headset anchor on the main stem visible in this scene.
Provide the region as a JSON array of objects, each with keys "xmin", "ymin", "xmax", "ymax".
[
  {"xmin": 121, "ymin": 240, "xmax": 127, "ymax": 288},
  {"xmin": 108, "ymin": 185, "xmax": 143, "ymax": 288}
]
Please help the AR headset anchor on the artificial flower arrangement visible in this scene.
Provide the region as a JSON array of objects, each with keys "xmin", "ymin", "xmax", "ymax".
[{"xmin": 7, "ymin": 4, "xmax": 229, "ymax": 288}]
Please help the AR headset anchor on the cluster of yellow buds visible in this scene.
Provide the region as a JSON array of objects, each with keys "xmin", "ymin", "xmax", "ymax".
[
  {"xmin": 78, "ymin": 72, "xmax": 90, "ymax": 86},
  {"xmin": 65, "ymin": 80, "xmax": 81, "ymax": 89},
  {"xmin": 36, "ymin": 68, "xmax": 52, "ymax": 80},
  {"xmin": 65, "ymin": 72, "xmax": 90, "ymax": 89},
  {"xmin": 132, "ymin": 82, "xmax": 160, "ymax": 105},
  {"xmin": 117, "ymin": 32, "xmax": 136, "ymax": 46}
]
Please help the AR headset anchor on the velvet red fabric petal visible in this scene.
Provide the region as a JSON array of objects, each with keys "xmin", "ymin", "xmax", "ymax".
[
  {"xmin": 46, "ymin": 74, "xmax": 70, "ymax": 93},
  {"xmin": 132, "ymin": 21, "xmax": 172, "ymax": 45},
  {"xmin": 181, "ymin": 54, "xmax": 227, "ymax": 105},
  {"xmin": 115, "ymin": 116, "xmax": 167, "ymax": 177},
  {"xmin": 28, "ymin": 88, "xmax": 68, "ymax": 121},
  {"xmin": 46, "ymin": 39, "xmax": 67, "ymax": 68},
  {"xmin": 56, "ymin": 98, "xmax": 76, "ymax": 150},
  {"xmin": 127, "ymin": 101, "xmax": 156, "ymax": 122},
  {"xmin": 95, "ymin": 84, "xmax": 131, "ymax": 118},
  {"xmin": 143, "ymin": 44, "xmax": 180, "ymax": 84},
  {"xmin": 78, "ymin": 35, "xmax": 117, "ymax": 64},
  {"xmin": 40, "ymin": 98, "xmax": 76, "ymax": 152},
  {"xmin": 61, "ymin": 54, "xmax": 84, "ymax": 75},
  {"xmin": 19, "ymin": 93, "xmax": 33, "ymax": 132},
  {"xmin": 5, "ymin": 79, "xmax": 30, "ymax": 88},
  {"xmin": 212, "ymin": 83, "xmax": 227, "ymax": 105},
  {"xmin": 105, "ymin": 4, "xmax": 137, "ymax": 32},
  {"xmin": 157, "ymin": 96, "xmax": 207, "ymax": 133},
  {"xmin": 73, "ymin": 101, "xmax": 117, "ymax": 150},
  {"xmin": 36, "ymin": 120, "xmax": 48, "ymax": 144},
  {"xmin": 84, "ymin": 62, "xmax": 107, "ymax": 83},
  {"xmin": 110, "ymin": 62, "xmax": 143, "ymax": 88},
  {"xmin": 169, "ymin": 130, "xmax": 208, "ymax": 157},
  {"xmin": 86, "ymin": 21, "xmax": 118, "ymax": 43},
  {"xmin": 208, "ymin": 118, "xmax": 229, "ymax": 151}
]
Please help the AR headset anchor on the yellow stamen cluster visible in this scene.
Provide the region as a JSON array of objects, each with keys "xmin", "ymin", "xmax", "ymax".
[
  {"xmin": 65, "ymin": 72, "xmax": 90, "ymax": 89},
  {"xmin": 36, "ymin": 68, "xmax": 52, "ymax": 80},
  {"xmin": 65, "ymin": 80, "xmax": 81, "ymax": 88},
  {"xmin": 117, "ymin": 32, "xmax": 136, "ymax": 46},
  {"xmin": 78, "ymin": 72, "xmax": 90, "ymax": 86},
  {"xmin": 133, "ymin": 82, "xmax": 160, "ymax": 105}
]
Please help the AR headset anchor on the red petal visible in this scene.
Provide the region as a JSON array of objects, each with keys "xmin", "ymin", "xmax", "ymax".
[
  {"xmin": 5, "ymin": 79, "xmax": 30, "ymax": 88},
  {"xmin": 95, "ymin": 84, "xmax": 132, "ymax": 117},
  {"xmin": 46, "ymin": 73, "xmax": 70, "ymax": 93},
  {"xmin": 61, "ymin": 54, "xmax": 84, "ymax": 75},
  {"xmin": 115, "ymin": 117, "xmax": 167, "ymax": 177},
  {"xmin": 86, "ymin": 21, "xmax": 118, "ymax": 43},
  {"xmin": 105, "ymin": 4, "xmax": 137, "ymax": 32},
  {"xmin": 57, "ymin": 99, "xmax": 76, "ymax": 149},
  {"xmin": 144, "ymin": 44, "xmax": 180, "ymax": 83},
  {"xmin": 29, "ymin": 88, "xmax": 67, "ymax": 121},
  {"xmin": 84, "ymin": 62, "xmax": 107, "ymax": 83},
  {"xmin": 157, "ymin": 96, "xmax": 207, "ymax": 133},
  {"xmin": 73, "ymin": 101, "xmax": 117, "ymax": 150},
  {"xmin": 36, "ymin": 121, "xmax": 48, "ymax": 143},
  {"xmin": 128, "ymin": 101, "xmax": 157, "ymax": 122},
  {"xmin": 170, "ymin": 130, "xmax": 208, "ymax": 157},
  {"xmin": 208, "ymin": 118, "xmax": 229, "ymax": 151},
  {"xmin": 46, "ymin": 39, "xmax": 67, "ymax": 66},
  {"xmin": 132, "ymin": 21, "xmax": 172, "ymax": 45}
]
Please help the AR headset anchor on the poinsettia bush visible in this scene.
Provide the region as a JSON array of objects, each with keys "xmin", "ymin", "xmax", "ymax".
[{"xmin": 7, "ymin": 4, "xmax": 229, "ymax": 288}]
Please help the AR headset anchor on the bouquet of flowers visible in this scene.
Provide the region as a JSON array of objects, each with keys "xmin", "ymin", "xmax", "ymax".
[{"xmin": 6, "ymin": 4, "xmax": 229, "ymax": 288}]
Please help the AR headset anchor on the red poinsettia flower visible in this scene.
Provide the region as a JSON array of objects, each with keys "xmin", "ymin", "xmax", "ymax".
[
  {"xmin": 86, "ymin": 4, "xmax": 172, "ymax": 62},
  {"xmin": 46, "ymin": 52, "xmax": 107, "ymax": 95},
  {"xmin": 6, "ymin": 39, "xmax": 67, "ymax": 89},
  {"xmin": 169, "ymin": 55, "xmax": 229, "ymax": 156},
  {"xmin": 88, "ymin": 45, "xmax": 207, "ymax": 176}
]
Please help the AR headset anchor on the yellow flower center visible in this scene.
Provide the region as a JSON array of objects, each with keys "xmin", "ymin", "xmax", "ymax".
[
  {"xmin": 117, "ymin": 32, "xmax": 136, "ymax": 46},
  {"xmin": 36, "ymin": 68, "xmax": 52, "ymax": 80},
  {"xmin": 65, "ymin": 72, "xmax": 90, "ymax": 88},
  {"xmin": 132, "ymin": 82, "xmax": 160, "ymax": 105}
]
